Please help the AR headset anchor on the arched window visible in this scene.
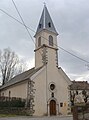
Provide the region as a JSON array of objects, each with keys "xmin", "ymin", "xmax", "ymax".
[
  {"xmin": 49, "ymin": 35, "xmax": 53, "ymax": 46},
  {"xmin": 48, "ymin": 22, "xmax": 51, "ymax": 27},
  {"xmin": 38, "ymin": 37, "xmax": 41, "ymax": 47},
  {"xmin": 39, "ymin": 23, "xmax": 42, "ymax": 28}
]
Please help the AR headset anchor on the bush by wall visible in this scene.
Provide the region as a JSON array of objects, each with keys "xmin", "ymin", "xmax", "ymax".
[
  {"xmin": 0, "ymin": 107, "xmax": 31, "ymax": 116},
  {"xmin": 0, "ymin": 99, "xmax": 25, "ymax": 107},
  {"xmin": 0, "ymin": 96, "xmax": 32, "ymax": 116}
]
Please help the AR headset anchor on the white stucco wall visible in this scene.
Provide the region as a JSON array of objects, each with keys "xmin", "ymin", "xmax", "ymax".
[
  {"xmin": 33, "ymin": 28, "xmax": 72, "ymax": 116},
  {"xmin": 35, "ymin": 30, "xmax": 58, "ymax": 69},
  {"xmin": 31, "ymin": 66, "xmax": 71, "ymax": 116},
  {"xmin": 0, "ymin": 81, "xmax": 28, "ymax": 99},
  {"xmin": 31, "ymin": 67, "xmax": 47, "ymax": 116}
]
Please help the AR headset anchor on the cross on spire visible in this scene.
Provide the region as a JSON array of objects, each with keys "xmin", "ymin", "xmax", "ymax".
[{"xmin": 43, "ymin": 2, "xmax": 46, "ymax": 6}]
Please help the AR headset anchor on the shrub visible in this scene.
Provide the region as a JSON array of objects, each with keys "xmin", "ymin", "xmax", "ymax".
[{"xmin": 0, "ymin": 99, "xmax": 25, "ymax": 108}]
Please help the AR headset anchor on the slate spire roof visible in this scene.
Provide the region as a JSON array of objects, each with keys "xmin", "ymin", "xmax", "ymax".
[{"xmin": 35, "ymin": 4, "xmax": 58, "ymax": 35}]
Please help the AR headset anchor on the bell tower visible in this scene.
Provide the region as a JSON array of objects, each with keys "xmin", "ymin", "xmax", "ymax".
[{"xmin": 34, "ymin": 5, "xmax": 58, "ymax": 69}]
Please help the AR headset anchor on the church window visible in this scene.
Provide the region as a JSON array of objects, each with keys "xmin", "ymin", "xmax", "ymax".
[
  {"xmin": 49, "ymin": 35, "xmax": 53, "ymax": 46},
  {"xmin": 39, "ymin": 23, "xmax": 42, "ymax": 28},
  {"xmin": 60, "ymin": 103, "xmax": 63, "ymax": 107},
  {"xmin": 49, "ymin": 82, "xmax": 56, "ymax": 92},
  {"xmin": 38, "ymin": 37, "xmax": 41, "ymax": 47},
  {"xmin": 48, "ymin": 22, "xmax": 51, "ymax": 27},
  {"xmin": 50, "ymin": 84, "xmax": 55, "ymax": 91},
  {"xmin": 9, "ymin": 91, "xmax": 11, "ymax": 98},
  {"xmin": 51, "ymin": 92, "xmax": 54, "ymax": 97}
]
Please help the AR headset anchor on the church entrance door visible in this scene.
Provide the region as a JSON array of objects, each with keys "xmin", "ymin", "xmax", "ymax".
[{"xmin": 50, "ymin": 100, "xmax": 56, "ymax": 115}]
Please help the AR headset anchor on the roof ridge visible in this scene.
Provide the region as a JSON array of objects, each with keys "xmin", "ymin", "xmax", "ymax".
[
  {"xmin": 9, "ymin": 67, "xmax": 35, "ymax": 82},
  {"xmin": 0, "ymin": 66, "xmax": 44, "ymax": 90}
]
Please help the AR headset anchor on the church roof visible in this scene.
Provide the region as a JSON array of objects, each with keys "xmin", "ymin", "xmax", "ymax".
[
  {"xmin": 35, "ymin": 5, "xmax": 58, "ymax": 35},
  {"xmin": 70, "ymin": 81, "xmax": 89, "ymax": 90},
  {"xmin": 58, "ymin": 67, "xmax": 72, "ymax": 85},
  {"xmin": 0, "ymin": 66, "xmax": 43, "ymax": 90}
]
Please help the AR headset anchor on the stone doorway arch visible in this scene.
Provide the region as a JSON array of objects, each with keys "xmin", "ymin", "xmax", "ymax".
[
  {"xmin": 47, "ymin": 98, "xmax": 59, "ymax": 116},
  {"xmin": 50, "ymin": 100, "xmax": 56, "ymax": 115}
]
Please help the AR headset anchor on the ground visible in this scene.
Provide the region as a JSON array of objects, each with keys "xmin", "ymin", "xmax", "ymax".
[{"xmin": 0, "ymin": 116, "xmax": 73, "ymax": 120}]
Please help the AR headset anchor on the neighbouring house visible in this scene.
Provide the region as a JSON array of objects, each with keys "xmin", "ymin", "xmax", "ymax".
[
  {"xmin": 0, "ymin": 5, "xmax": 72, "ymax": 116},
  {"xmin": 70, "ymin": 81, "xmax": 89, "ymax": 105}
]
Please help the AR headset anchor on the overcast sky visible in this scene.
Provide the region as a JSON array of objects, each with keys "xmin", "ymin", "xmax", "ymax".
[{"xmin": 0, "ymin": 0, "xmax": 89, "ymax": 83}]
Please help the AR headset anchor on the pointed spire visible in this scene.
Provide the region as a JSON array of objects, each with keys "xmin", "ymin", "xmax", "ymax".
[{"xmin": 35, "ymin": 5, "xmax": 58, "ymax": 35}]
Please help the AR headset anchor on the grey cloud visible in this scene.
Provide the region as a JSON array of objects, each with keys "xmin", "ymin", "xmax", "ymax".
[
  {"xmin": 0, "ymin": 0, "xmax": 89, "ymax": 82},
  {"xmin": 59, "ymin": 48, "xmax": 89, "ymax": 79}
]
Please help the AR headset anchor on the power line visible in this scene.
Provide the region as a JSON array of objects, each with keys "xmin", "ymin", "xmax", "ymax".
[
  {"xmin": 0, "ymin": 9, "xmax": 35, "ymax": 33},
  {"xmin": 11, "ymin": 0, "xmax": 35, "ymax": 44},
  {"xmin": 59, "ymin": 47, "xmax": 89, "ymax": 63},
  {"xmin": 0, "ymin": 7, "xmax": 89, "ymax": 64},
  {"xmin": 11, "ymin": 0, "xmax": 42, "ymax": 58}
]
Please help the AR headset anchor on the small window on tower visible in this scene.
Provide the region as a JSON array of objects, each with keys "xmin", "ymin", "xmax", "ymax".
[
  {"xmin": 49, "ymin": 35, "xmax": 53, "ymax": 46},
  {"xmin": 38, "ymin": 37, "xmax": 41, "ymax": 47},
  {"xmin": 39, "ymin": 23, "xmax": 42, "ymax": 28},
  {"xmin": 48, "ymin": 22, "xmax": 51, "ymax": 27}
]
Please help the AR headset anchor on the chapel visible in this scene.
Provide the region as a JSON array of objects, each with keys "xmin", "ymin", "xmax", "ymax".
[{"xmin": 0, "ymin": 5, "xmax": 72, "ymax": 116}]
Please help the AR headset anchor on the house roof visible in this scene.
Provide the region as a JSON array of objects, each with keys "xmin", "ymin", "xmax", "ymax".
[
  {"xmin": 0, "ymin": 66, "xmax": 43, "ymax": 90},
  {"xmin": 70, "ymin": 81, "xmax": 89, "ymax": 90},
  {"xmin": 35, "ymin": 4, "xmax": 58, "ymax": 35}
]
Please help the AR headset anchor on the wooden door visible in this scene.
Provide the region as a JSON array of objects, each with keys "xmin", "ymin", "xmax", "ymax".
[{"xmin": 50, "ymin": 100, "xmax": 56, "ymax": 115}]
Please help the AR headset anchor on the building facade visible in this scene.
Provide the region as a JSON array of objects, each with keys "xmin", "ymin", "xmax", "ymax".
[{"xmin": 70, "ymin": 81, "xmax": 89, "ymax": 105}]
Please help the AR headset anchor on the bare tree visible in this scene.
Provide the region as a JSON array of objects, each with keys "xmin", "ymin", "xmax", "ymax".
[{"xmin": 0, "ymin": 48, "xmax": 27, "ymax": 85}]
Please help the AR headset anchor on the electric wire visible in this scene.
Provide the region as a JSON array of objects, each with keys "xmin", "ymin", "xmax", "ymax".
[
  {"xmin": 0, "ymin": 9, "xmax": 35, "ymax": 33},
  {"xmin": 59, "ymin": 47, "xmax": 89, "ymax": 63},
  {"xmin": 11, "ymin": 0, "xmax": 35, "ymax": 44},
  {"xmin": 0, "ymin": 7, "xmax": 89, "ymax": 64},
  {"xmin": 11, "ymin": 0, "xmax": 42, "ymax": 58}
]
